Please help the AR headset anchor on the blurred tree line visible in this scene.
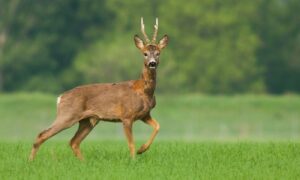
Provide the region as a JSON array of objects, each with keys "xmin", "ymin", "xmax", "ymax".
[{"xmin": 0, "ymin": 0, "xmax": 299, "ymax": 94}]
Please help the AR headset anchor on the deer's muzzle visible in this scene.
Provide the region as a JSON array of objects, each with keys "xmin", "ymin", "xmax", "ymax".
[{"xmin": 148, "ymin": 60, "xmax": 157, "ymax": 69}]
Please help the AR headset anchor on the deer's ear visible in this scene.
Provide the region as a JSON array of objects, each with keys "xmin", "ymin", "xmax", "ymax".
[
  {"xmin": 134, "ymin": 35, "xmax": 144, "ymax": 50},
  {"xmin": 158, "ymin": 35, "xmax": 169, "ymax": 49}
]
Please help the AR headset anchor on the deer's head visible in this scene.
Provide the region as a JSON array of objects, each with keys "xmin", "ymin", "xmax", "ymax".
[{"xmin": 134, "ymin": 18, "xmax": 169, "ymax": 70}]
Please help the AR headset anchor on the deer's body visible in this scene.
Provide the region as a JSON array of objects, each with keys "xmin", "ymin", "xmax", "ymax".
[
  {"xmin": 57, "ymin": 69, "xmax": 156, "ymax": 123},
  {"xmin": 29, "ymin": 18, "xmax": 168, "ymax": 160}
]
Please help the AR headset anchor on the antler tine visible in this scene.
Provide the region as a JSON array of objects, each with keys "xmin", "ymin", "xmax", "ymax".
[
  {"xmin": 152, "ymin": 17, "xmax": 158, "ymax": 43},
  {"xmin": 141, "ymin": 17, "xmax": 150, "ymax": 43}
]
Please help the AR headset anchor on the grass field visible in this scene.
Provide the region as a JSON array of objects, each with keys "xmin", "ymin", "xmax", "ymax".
[
  {"xmin": 0, "ymin": 141, "xmax": 300, "ymax": 179},
  {"xmin": 0, "ymin": 93, "xmax": 300, "ymax": 179},
  {"xmin": 1, "ymin": 141, "xmax": 300, "ymax": 179}
]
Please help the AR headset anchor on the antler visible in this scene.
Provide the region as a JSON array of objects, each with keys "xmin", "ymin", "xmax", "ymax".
[
  {"xmin": 152, "ymin": 18, "xmax": 158, "ymax": 43},
  {"xmin": 141, "ymin": 17, "xmax": 150, "ymax": 43}
]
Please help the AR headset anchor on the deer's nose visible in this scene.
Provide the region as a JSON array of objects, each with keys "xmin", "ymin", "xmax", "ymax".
[{"xmin": 148, "ymin": 60, "xmax": 157, "ymax": 69}]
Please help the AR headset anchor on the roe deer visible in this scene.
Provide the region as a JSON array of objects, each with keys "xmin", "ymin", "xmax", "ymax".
[{"xmin": 29, "ymin": 17, "xmax": 168, "ymax": 160}]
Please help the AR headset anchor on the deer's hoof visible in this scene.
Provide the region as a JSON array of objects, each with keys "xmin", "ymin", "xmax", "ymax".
[{"xmin": 137, "ymin": 144, "xmax": 149, "ymax": 154}]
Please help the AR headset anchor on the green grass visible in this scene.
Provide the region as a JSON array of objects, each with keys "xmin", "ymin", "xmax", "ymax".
[
  {"xmin": 0, "ymin": 141, "xmax": 300, "ymax": 179},
  {"xmin": 0, "ymin": 93, "xmax": 300, "ymax": 179}
]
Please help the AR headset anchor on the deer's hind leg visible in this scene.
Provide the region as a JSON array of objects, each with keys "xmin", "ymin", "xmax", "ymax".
[
  {"xmin": 29, "ymin": 117, "xmax": 77, "ymax": 161},
  {"xmin": 70, "ymin": 117, "xmax": 99, "ymax": 160}
]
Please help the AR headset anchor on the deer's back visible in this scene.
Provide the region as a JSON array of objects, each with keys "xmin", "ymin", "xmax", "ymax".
[{"xmin": 57, "ymin": 81, "xmax": 154, "ymax": 122}]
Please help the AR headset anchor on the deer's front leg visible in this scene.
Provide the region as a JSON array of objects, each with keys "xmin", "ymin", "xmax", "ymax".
[
  {"xmin": 122, "ymin": 120, "xmax": 135, "ymax": 158},
  {"xmin": 137, "ymin": 116, "xmax": 160, "ymax": 154}
]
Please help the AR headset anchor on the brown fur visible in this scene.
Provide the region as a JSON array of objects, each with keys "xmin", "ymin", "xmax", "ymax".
[{"xmin": 29, "ymin": 21, "xmax": 168, "ymax": 161}]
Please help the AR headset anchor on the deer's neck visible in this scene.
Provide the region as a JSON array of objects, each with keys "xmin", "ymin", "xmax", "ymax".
[{"xmin": 140, "ymin": 65, "xmax": 156, "ymax": 96}]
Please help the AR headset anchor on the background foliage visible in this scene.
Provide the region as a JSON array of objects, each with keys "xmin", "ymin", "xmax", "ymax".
[{"xmin": 0, "ymin": 0, "xmax": 299, "ymax": 94}]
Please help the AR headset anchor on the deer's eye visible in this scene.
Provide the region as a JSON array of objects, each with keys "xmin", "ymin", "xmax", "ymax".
[
  {"xmin": 144, "ymin": 53, "xmax": 148, "ymax": 57},
  {"xmin": 156, "ymin": 52, "xmax": 160, "ymax": 56}
]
